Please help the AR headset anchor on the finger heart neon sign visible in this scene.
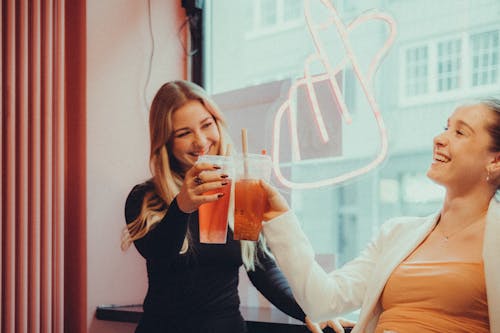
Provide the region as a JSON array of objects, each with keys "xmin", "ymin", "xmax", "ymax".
[{"xmin": 272, "ymin": 0, "xmax": 397, "ymax": 189}]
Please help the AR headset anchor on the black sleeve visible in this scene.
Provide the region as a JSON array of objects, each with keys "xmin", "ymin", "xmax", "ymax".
[
  {"xmin": 246, "ymin": 245, "xmax": 306, "ymax": 322},
  {"xmin": 124, "ymin": 183, "xmax": 191, "ymax": 260}
]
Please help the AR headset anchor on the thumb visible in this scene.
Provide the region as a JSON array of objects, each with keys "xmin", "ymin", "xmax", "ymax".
[{"xmin": 305, "ymin": 316, "xmax": 323, "ymax": 333}]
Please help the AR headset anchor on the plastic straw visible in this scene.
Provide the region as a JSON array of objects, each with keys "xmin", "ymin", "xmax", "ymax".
[
  {"xmin": 225, "ymin": 143, "xmax": 232, "ymax": 156},
  {"xmin": 241, "ymin": 128, "xmax": 249, "ymax": 177}
]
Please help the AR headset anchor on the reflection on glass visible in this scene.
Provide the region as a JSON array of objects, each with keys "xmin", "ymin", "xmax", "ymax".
[{"xmin": 205, "ymin": 0, "xmax": 499, "ymax": 289}]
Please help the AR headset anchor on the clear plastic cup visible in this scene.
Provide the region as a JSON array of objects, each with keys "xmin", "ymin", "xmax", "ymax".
[
  {"xmin": 197, "ymin": 155, "xmax": 234, "ymax": 244},
  {"xmin": 233, "ymin": 153, "xmax": 272, "ymax": 241}
]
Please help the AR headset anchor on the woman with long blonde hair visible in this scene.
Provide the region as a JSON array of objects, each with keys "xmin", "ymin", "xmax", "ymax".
[{"xmin": 122, "ymin": 80, "xmax": 342, "ymax": 333}]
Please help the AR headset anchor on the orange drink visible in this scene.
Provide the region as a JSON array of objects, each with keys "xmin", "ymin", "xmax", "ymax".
[
  {"xmin": 234, "ymin": 179, "xmax": 267, "ymax": 241},
  {"xmin": 196, "ymin": 155, "xmax": 234, "ymax": 244},
  {"xmin": 233, "ymin": 154, "xmax": 272, "ymax": 241},
  {"xmin": 199, "ymin": 179, "xmax": 232, "ymax": 243}
]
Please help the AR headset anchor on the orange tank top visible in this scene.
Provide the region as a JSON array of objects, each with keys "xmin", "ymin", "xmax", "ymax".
[{"xmin": 375, "ymin": 261, "xmax": 489, "ymax": 333}]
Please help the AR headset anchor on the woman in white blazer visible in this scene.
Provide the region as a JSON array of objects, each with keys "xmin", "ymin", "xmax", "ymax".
[{"xmin": 260, "ymin": 99, "xmax": 500, "ymax": 332}]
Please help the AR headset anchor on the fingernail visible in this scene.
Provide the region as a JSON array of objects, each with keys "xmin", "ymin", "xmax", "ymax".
[
  {"xmin": 221, "ymin": 181, "xmax": 228, "ymax": 185},
  {"xmin": 213, "ymin": 165, "xmax": 221, "ymax": 169},
  {"xmin": 220, "ymin": 174, "xmax": 229, "ymax": 178},
  {"xmin": 217, "ymin": 193, "xmax": 224, "ymax": 198}
]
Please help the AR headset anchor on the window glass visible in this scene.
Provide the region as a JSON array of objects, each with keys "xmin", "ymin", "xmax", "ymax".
[
  {"xmin": 437, "ymin": 39, "xmax": 462, "ymax": 92},
  {"xmin": 204, "ymin": 0, "xmax": 500, "ymax": 316},
  {"xmin": 283, "ymin": 0, "xmax": 302, "ymax": 22},
  {"xmin": 471, "ymin": 30, "xmax": 499, "ymax": 87},
  {"xmin": 260, "ymin": 0, "xmax": 277, "ymax": 27},
  {"xmin": 405, "ymin": 46, "xmax": 429, "ymax": 96}
]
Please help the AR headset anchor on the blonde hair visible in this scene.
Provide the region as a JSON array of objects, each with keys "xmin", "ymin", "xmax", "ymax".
[{"xmin": 121, "ymin": 80, "xmax": 266, "ymax": 270}]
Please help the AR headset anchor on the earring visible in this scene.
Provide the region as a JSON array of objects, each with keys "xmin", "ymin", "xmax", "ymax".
[{"xmin": 486, "ymin": 169, "xmax": 491, "ymax": 182}]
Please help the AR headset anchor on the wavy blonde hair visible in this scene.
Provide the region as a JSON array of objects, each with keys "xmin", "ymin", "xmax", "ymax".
[{"xmin": 122, "ymin": 80, "xmax": 266, "ymax": 270}]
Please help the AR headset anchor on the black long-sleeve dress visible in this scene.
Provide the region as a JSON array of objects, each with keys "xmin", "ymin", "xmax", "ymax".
[{"xmin": 125, "ymin": 181, "xmax": 306, "ymax": 333}]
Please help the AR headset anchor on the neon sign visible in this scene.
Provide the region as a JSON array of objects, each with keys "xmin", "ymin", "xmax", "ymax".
[{"xmin": 272, "ymin": 0, "xmax": 397, "ymax": 189}]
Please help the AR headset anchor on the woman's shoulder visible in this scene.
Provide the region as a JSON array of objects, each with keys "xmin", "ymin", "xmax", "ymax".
[
  {"xmin": 128, "ymin": 179, "xmax": 155, "ymax": 198},
  {"xmin": 124, "ymin": 179, "xmax": 155, "ymax": 222}
]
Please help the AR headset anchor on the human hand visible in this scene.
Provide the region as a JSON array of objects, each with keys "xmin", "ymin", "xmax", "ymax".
[
  {"xmin": 322, "ymin": 317, "xmax": 356, "ymax": 332},
  {"xmin": 259, "ymin": 180, "xmax": 290, "ymax": 221},
  {"xmin": 305, "ymin": 316, "xmax": 323, "ymax": 333},
  {"xmin": 305, "ymin": 316, "xmax": 356, "ymax": 333},
  {"xmin": 319, "ymin": 317, "xmax": 356, "ymax": 333},
  {"xmin": 176, "ymin": 162, "xmax": 230, "ymax": 213}
]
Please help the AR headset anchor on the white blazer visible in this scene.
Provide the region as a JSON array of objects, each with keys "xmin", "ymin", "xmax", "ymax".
[{"xmin": 262, "ymin": 197, "xmax": 500, "ymax": 333}]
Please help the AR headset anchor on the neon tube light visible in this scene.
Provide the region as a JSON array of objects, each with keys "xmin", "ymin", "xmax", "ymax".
[{"xmin": 272, "ymin": 0, "xmax": 397, "ymax": 189}]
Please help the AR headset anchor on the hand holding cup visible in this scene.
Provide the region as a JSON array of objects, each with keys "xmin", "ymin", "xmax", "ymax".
[
  {"xmin": 176, "ymin": 160, "xmax": 230, "ymax": 214},
  {"xmin": 259, "ymin": 180, "xmax": 290, "ymax": 221},
  {"xmin": 195, "ymin": 155, "xmax": 234, "ymax": 244}
]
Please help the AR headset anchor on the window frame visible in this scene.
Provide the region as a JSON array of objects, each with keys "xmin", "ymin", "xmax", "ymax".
[
  {"xmin": 245, "ymin": 0, "xmax": 304, "ymax": 39},
  {"xmin": 399, "ymin": 27, "xmax": 500, "ymax": 107},
  {"xmin": 470, "ymin": 29, "xmax": 499, "ymax": 87}
]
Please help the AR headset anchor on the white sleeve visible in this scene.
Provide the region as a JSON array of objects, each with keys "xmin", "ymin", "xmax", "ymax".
[{"xmin": 262, "ymin": 210, "xmax": 381, "ymax": 322}]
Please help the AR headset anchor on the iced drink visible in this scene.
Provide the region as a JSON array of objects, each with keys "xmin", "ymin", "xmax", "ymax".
[
  {"xmin": 233, "ymin": 154, "xmax": 272, "ymax": 241},
  {"xmin": 197, "ymin": 155, "xmax": 234, "ymax": 244},
  {"xmin": 199, "ymin": 179, "xmax": 232, "ymax": 243},
  {"xmin": 234, "ymin": 179, "xmax": 267, "ymax": 241}
]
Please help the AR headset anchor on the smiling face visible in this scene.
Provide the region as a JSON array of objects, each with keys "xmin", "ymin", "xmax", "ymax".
[
  {"xmin": 427, "ymin": 103, "xmax": 497, "ymax": 193},
  {"xmin": 169, "ymin": 100, "xmax": 221, "ymax": 172}
]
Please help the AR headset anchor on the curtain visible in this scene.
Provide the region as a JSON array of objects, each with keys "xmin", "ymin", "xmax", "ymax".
[{"xmin": 1, "ymin": 0, "xmax": 86, "ymax": 332}]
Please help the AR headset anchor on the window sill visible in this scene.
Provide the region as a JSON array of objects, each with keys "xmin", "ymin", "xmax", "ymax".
[{"xmin": 95, "ymin": 304, "xmax": 349, "ymax": 332}]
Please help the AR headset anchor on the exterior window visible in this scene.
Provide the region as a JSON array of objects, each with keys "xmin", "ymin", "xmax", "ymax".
[
  {"xmin": 254, "ymin": 0, "xmax": 303, "ymax": 31},
  {"xmin": 260, "ymin": 0, "xmax": 277, "ymax": 27},
  {"xmin": 401, "ymin": 29, "xmax": 499, "ymax": 103},
  {"xmin": 437, "ymin": 39, "xmax": 462, "ymax": 92},
  {"xmin": 471, "ymin": 30, "xmax": 499, "ymax": 87},
  {"xmin": 283, "ymin": 0, "xmax": 302, "ymax": 22},
  {"xmin": 405, "ymin": 46, "xmax": 428, "ymax": 97},
  {"xmin": 206, "ymin": 1, "xmax": 500, "ymax": 319}
]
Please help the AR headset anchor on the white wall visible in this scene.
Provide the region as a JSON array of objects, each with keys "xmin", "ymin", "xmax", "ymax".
[{"xmin": 86, "ymin": 1, "xmax": 186, "ymax": 332}]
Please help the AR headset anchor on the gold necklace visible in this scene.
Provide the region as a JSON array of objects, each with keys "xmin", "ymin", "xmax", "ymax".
[{"xmin": 436, "ymin": 218, "xmax": 484, "ymax": 241}]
